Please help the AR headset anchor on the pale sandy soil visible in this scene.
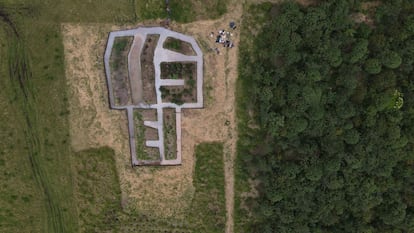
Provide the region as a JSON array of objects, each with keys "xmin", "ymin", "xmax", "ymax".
[{"xmin": 63, "ymin": 2, "xmax": 242, "ymax": 231}]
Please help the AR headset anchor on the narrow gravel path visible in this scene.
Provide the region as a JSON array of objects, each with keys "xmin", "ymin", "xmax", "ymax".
[{"xmin": 128, "ymin": 34, "xmax": 144, "ymax": 104}]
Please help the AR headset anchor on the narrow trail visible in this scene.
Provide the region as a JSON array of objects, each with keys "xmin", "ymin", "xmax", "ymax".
[
  {"xmin": 222, "ymin": 2, "xmax": 243, "ymax": 231},
  {"xmin": 180, "ymin": 1, "xmax": 244, "ymax": 231}
]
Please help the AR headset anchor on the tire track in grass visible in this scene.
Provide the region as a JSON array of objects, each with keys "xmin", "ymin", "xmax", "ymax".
[{"xmin": 1, "ymin": 8, "xmax": 68, "ymax": 233}]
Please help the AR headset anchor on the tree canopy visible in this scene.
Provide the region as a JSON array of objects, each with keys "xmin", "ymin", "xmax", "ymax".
[{"xmin": 237, "ymin": 0, "xmax": 414, "ymax": 232}]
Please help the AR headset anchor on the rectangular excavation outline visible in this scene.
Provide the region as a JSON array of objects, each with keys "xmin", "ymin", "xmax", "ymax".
[{"xmin": 104, "ymin": 27, "xmax": 203, "ymax": 166}]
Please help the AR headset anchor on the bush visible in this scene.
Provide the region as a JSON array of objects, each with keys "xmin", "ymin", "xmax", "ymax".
[{"xmin": 364, "ymin": 58, "xmax": 382, "ymax": 74}]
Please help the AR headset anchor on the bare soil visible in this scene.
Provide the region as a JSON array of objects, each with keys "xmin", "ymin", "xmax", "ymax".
[
  {"xmin": 141, "ymin": 34, "xmax": 159, "ymax": 104},
  {"xmin": 163, "ymin": 108, "xmax": 177, "ymax": 160},
  {"xmin": 145, "ymin": 127, "xmax": 158, "ymax": 141},
  {"xmin": 129, "ymin": 36, "xmax": 144, "ymax": 105},
  {"xmin": 110, "ymin": 36, "xmax": 133, "ymax": 105},
  {"xmin": 160, "ymin": 62, "xmax": 196, "ymax": 80},
  {"xmin": 163, "ymin": 37, "xmax": 196, "ymax": 56},
  {"xmin": 140, "ymin": 146, "xmax": 160, "ymax": 161},
  {"xmin": 247, "ymin": 0, "xmax": 318, "ymax": 6},
  {"xmin": 140, "ymin": 109, "xmax": 157, "ymax": 121}
]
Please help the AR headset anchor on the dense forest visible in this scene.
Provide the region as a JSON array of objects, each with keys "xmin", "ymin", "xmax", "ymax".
[{"xmin": 237, "ymin": 0, "xmax": 414, "ymax": 232}]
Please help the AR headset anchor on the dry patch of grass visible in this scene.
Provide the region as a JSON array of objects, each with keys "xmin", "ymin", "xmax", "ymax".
[{"xmin": 63, "ymin": 23, "xmax": 195, "ymax": 219}]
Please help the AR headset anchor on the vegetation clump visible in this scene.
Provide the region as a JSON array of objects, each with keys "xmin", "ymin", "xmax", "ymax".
[
  {"xmin": 134, "ymin": 111, "xmax": 159, "ymax": 160},
  {"xmin": 163, "ymin": 108, "xmax": 177, "ymax": 160},
  {"xmin": 160, "ymin": 62, "xmax": 197, "ymax": 105},
  {"xmin": 163, "ymin": 37, "xmax": 196, "ymax": 56},
  {"xmin": 135, "ymin": 0, "xmax": 227, "ymax": 23},
  {"xmin": 236, "ymin": 1, "xmax": 414, "ymax": 232},
  {"xmin": 109, "ymin": 36, "xmax": 133, "ymax": 105},
  {"xmin": 189, "ymin": 143, "xmax": 226, "ymax": 232}
]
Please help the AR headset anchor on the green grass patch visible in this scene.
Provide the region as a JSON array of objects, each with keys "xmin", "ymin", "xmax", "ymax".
[
  {"xmin": 0, "ymin": 31, "xmax": 45, "ymax": 233},
  {"xmin": 163, "ymin": 37, "xmax": 196, "ymax": 56},
  {"xmin": 72, "ymin": 147, "xmax": 123, "ymax": 232},
  {"xmin": 134, "ymin": 0, "xmax": 167, "ymax": 21},
  {"xmin": 0, "ymin": 16, "xmax": 79, "ymax": 233},
  {"xmin": 135, "ymin": 0, "xmax": 227, "ymax": 23},
  {"xmin": 164, "ymin": 37, "xmax": 182, "ymax": 51},
  {"xmin": 72, "ymin": 145, "xmax": 227, "ymax": 232},
  {"xmin": 41, "ymin": 0, "xmax": 137, "ymax": 23},
  {"xmin": 188, "ymin": 142, "xmax": 226, "ymax": 233},
  {"xmin": 110, "ymin": 36, "xmax": 133, "ymax": 73},
  {"xmin": 163, "ymin": 109, "xmax": 177, "ymax": 160},
  {"xmin": 0, "ymin": 1, "xmax": 138, "ymax": 232},
  {"xmin": 0, "ymin": 0, "xmax": 227, "ymax": 231},
  {"xmin": 113, "ymin": 37, "xmax": 132, "ymax": 55}
]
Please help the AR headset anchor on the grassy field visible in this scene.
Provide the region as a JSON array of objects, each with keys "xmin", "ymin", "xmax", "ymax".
[
  {"xmin": 0, "ymin": 31, "xmax": 45, "ymax": 232},
  {"xmin": 188, "ymin": 142, "xmax": 226, "ymax": 232},
  {"xmin": 72, "ymin": 145, "xmax": 226, "ymax": 232},
  {"xmin": 0, "ymin": 1, "xmax": 136, "ymax": 232},
  {"xmin": 0, "ymin": 9, "xmax": 79, "ymax": 233},
  {"xmin": 72, "ymin": 147, "xmax": 185, "ymax": 232},
  {"xmin": 234, "ymin": 3, "xmax": 274, "ymax": 232},
  {"xmin": 135, "ymin": 0, "xmax": 227, "ymax": 22},
  {"xmin": 0, "ymin": 1, "xmax": 228, "ymax": 232},
  {"xmin": 72, "ymin": 148, "xmax": 123, "ymax": 232}
]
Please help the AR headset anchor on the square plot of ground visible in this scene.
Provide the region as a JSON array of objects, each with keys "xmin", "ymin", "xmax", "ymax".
[{"xmin": 160, "ymin": 62, "xmax": 197, "ymax": 105}]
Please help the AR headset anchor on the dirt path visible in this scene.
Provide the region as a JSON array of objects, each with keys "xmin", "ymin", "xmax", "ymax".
[
  {"xmin": 129, "ymin": 35, "xmax": 144, "ymax": 105},
  {"xmin": 178, "ymin": 1, "xmax": 242, "ymax": 231}
]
